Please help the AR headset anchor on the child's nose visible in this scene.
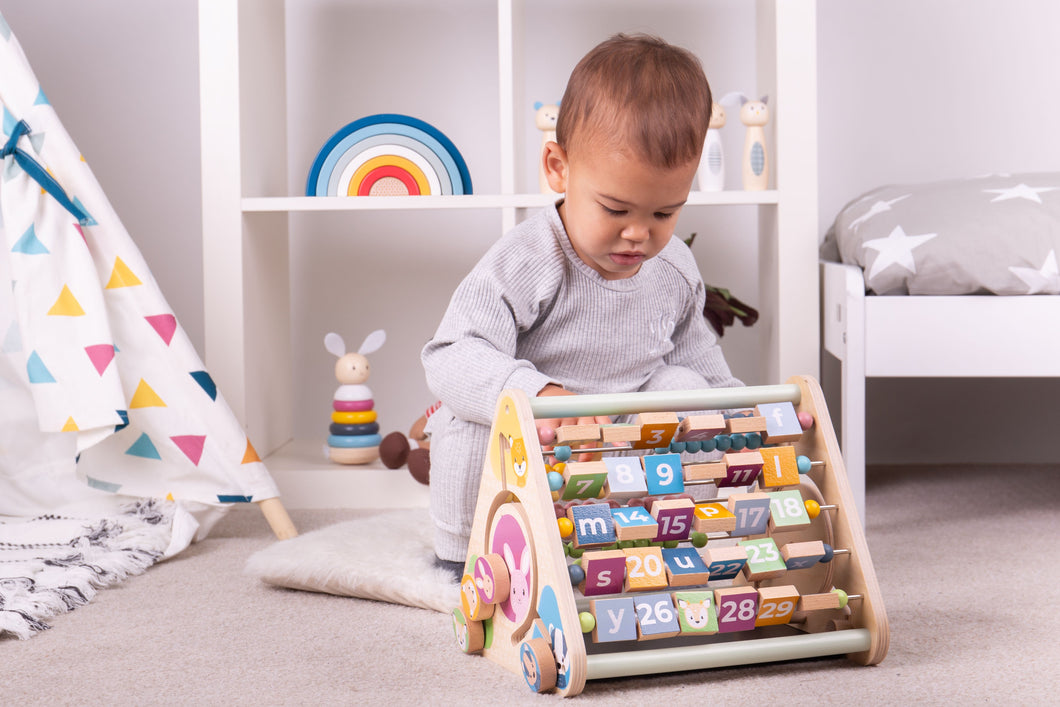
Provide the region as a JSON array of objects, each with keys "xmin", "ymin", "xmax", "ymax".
[{"xmin": 622, "ymin": 222, "xmax": 650, "ymax": 242}]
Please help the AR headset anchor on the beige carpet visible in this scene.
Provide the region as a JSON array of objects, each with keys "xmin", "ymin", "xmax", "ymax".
[{"xmin": 2, "ymin": 463, "xmax": 1058, "ymax": 704}]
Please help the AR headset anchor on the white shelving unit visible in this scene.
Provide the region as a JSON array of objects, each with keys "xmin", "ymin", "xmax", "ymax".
[{"xmin": 197, "ymin": 0, "xmax": 818, "ymax": 508}]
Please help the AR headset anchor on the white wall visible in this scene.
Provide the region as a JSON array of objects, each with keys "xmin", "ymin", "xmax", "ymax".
[{"xmin": 6, "ymin": 0, "xmax": 1060, "ymax": 463}]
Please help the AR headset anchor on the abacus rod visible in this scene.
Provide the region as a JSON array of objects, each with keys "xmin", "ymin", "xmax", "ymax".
[
  {"xmin": 528, "ymin": 384, "xmax": 802, "ymax": 419},
  {"xmin": 584, "ymin": 629, "xmax": 872, "ymax": 679}
]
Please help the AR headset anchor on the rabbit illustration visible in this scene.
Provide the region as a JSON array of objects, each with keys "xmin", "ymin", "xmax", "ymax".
[
  {"xmin": 503, "ymin": 541, "xmax": 532, "ymax": 621},
  {"xmin": 324, "ymin": 330, "xmax": 386, "ymax": 464}
]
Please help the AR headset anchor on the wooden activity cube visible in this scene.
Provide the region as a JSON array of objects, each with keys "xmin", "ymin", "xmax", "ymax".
[{"xmin": 451, "ymin": 376, "xmax": 888, "ymax": 697}]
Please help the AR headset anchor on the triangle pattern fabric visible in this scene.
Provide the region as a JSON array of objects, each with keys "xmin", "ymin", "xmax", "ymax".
[
  {"xmin": 11, "ymin": 223, "xmax": 48, "ymax": 254},
  {"xmin": 105, "ymin": 256, "xmax": 142, "ymax": 288},
  {"xmin": 129, "ymin": 379, "xmax": 166, "ymax": 408},
  {"xmin": 145, "ymin": 314, "xmax": 176, "ymax": 345},
  {"xmin": 171, "ymin": 435, "xmax": 206, "ymax": 466},
  {"xmin": 47, "ymin": 284, "xmax": 85, "ymax": 316},
  {"xmin": 84, "ymin": 343, "xmax": 115, "ymax": 375}
]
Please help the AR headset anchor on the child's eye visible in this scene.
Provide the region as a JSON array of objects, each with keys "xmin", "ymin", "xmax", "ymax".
[
  {"xmin": 601, "ymin": 205, "xmax": 627, "ymax": 216},
  {"xmin": 654, "ymin": 212, "xmax": 676, "ymax": 220}
]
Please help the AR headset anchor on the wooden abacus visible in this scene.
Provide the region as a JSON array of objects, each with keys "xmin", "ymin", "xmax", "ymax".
[{"xmin": 450, "ymin": 376, "xmax": 888, "ymax": 697}]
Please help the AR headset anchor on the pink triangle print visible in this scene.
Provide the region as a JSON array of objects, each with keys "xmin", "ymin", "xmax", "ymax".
[
  {"xmin": 170, "ymin": 435, "xmax": 206, "ymax": 466},
  {"xmin": 84, "ymin": 344, "xmax": 115, "ymax": 375},
  {"xmin": 145, "ymin": 314, "xmax": 177, "ymax": 346}
]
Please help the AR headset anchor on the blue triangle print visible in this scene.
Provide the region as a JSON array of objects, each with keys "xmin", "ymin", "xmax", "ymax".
[
  {"xmin": 26, "ymin": 350, "xmax": 56, "ymax": 383},
  {"xmin": 190, "ymin": 371, "xmax": 217, "ymax": 400},
  {"xmin": 217, "ymin": 495, "xmax": 253, "ymax": 503},
  {"xmin": 86, "ymin": 476, "xmax": 122, "ymax": 493},
  {"xmin": 125, "ymin": 432, "xmax": 162, "ymax": 460},
  {"xmin": 114, "ymin": 409, "xmax": 130, "ymax": 432},
  {"xmin": 0, "ymin": 14, "xmax": 11, "ymax": 41},
  {"xmin": 28, "ymin": 132, "xmax": 44, "ymax": 154},
  {"xmin": 72, "ymin": 197, "xmax": 96, "ymax": 226},
  {"xmin": 11, "ymin": 224, "xmax": 49, "ymax": 254},
  {"xmin": 34, "ymin": 88, "xmax": 49, "ymax": 106}
]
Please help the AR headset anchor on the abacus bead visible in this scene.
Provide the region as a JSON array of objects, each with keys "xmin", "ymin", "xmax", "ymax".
[
  {"xmin": 798, "ymin": 411, "xmax": 815, "ymax": 430},
  {"xmin": 557, "ymin": 517, "xmax": 574, "ymax": 538},
  {"xmin": 745, "ymin": 432, "xmax": 762, "ymax": 449},
  {"xmin": 654, "ymin": 447, "xmax": 670, "ymax": 454},
  {"xmin": 701, "ymin": 438, "xmax": 717, "ymax": 452},
  {"xmin": 834, "ymin": 588, "xmax": 849, "ymax": 609},
  {"xmin": 804, "ymin": 499, "xmax": 821, "ymax": 519},
  {"xmin": 821, "ymin": 543, "xmax": 835, "ymax": 563},
  {"xmin": 538, "ymin": 426, "xmax": 556, "ymax": 445},
  {"xmin": 714, "ymin": 435, "xmax": 731, "ymax": 452},
  {"xmin": 547, "ymin": 471, "xmax": 565, "ymax": 492},
  {"xmin": 669, "ymin": 441, "xmax": 687, "ymax": 453},
  {"xmin": 690, "ymin": 532, "xmax": 708, "ymax": 548},
  {"xmin": 554, "ymin": 446, "xmax": 572, "ymax": 462},
  {"xmin": 568, "ymin": 564, "xmax": 586, "ymax": 585},
  {"xmin": 579, "ymin": 612, "xmax": 596, "ymax": 633},
  {"xmin": 797, "ymin": 455, "xmax": 812, "ymax": 474},
  {"xmin": 729, "ymin": 433, "xmax": 746, "ymax": 451},
  {"xmin": 663, "ymin": 540, "xmax": 680, "ymax": 549},
  {"xmin": 685, "ymin": 440, "xmax": 702, "ymax": 454},
  {"xmin": 568, "ymin": 544, "xmax": 584, "ymax": 559}
]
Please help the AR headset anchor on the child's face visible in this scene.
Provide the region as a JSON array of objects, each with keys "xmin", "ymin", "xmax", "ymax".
[{"xmin": 545, "ymin": 143, "xmax": 697, "ymax": 280}]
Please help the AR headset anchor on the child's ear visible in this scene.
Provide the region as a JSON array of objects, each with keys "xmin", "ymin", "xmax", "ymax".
[{"xmin": 542, "ymin": 141, "xmax": 568, "ymax": 193}]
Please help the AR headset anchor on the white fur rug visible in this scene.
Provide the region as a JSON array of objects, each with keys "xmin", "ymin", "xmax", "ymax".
[{"xmin": 244, "ymin": 508, "xmax": 460, "ymax": 613}]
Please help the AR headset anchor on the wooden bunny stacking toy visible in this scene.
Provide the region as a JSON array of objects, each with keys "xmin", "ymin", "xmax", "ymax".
[
  {"xmin": 696, "ymin": 101, "xmax": 726, "ymax": 191},
  {"xmin": 324, "ymin": 329, "xmax": 386, "ymax": 464},
  {"xmin": 534, "ymin": 101, "xmax": 560, "ymax": 194},
  {"xmin": 737, "ymin": 94, "xmax": 770, "ymax": 191}
]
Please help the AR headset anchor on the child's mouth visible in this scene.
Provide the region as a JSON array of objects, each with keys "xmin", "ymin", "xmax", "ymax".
[{"xmin": 610, "ymin": 252, "xmax": 645, "ymax": 266}]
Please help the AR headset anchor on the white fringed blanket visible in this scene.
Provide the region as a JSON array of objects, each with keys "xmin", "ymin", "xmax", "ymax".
[{"xmin": 0, "ymin": 499, "xmax": 174, "ymax": 639}]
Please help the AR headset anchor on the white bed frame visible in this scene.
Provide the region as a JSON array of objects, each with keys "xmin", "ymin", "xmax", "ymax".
[{"xmin": 821, "ymin": 260, "xmax": 1060, "ymax": 523}]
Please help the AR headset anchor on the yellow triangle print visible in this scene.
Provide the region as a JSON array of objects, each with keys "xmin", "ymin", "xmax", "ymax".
[
  {"xmin": 241, "ymin": 440, "xmax": 262, "ymax": 464},
  {"xmin": 106, "ymin": 257, "xmax": 143, "ymax": 289},
  {"xmin": 129, "ymin": 378, "xmax": 167, "ymax": 408},
  {"xmin": 166, "ymin": 492, "xmax": 175, "ymax": 501},
  {"xmin": 48, "ymin": 285, "xmax": 86, "ymax": 316},
  {"xmin": 61, "ymin": 416, "xmax": 79, "ymax": 432}
]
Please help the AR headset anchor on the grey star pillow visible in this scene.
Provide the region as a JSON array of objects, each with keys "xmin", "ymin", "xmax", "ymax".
[{"xmin": 820, "ymin": 173, "xmax": 1060, "ymax": 295}]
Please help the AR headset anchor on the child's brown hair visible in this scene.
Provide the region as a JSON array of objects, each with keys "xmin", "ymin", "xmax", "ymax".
[{"xmin": 556, "ymin": 33, "xmax": 712, "ymax": 169}]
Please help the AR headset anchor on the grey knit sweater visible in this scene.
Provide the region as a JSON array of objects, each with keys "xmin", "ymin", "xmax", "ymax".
[{"xmin": 421, "ymin": 203, "xmax": 741, "ymax": 560}]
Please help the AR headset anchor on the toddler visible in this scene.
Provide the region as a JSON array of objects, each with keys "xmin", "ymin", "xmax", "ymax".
[{"xmin": 422, "ymin": 33, "xmax": 742, "ymax": 572}]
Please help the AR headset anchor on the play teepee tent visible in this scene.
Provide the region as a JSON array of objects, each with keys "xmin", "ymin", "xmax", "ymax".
[{"xmin": 0, "ymin": 12, "xmax": 294, "ymax": 638}]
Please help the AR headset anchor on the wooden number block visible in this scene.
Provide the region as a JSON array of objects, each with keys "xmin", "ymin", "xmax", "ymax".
[
  {"xmin": 601, "ymin": 424, "xmax": 642, "ymax": 444},
  {"xmin": 758, "ymin": 445, "xmax": 800, "ymax": 488},
  {"xmin": 472, "ymin": 553, "xmax": 510, "ymax": 605},
  {"xmin": 561, "ymin": 461, "xmax": 609, "ymax": 501},
  {"xmin": 567, "ymin": 502, "xmax": 617, "ymax": 548},
  {"xmin": 602, "ymin": 456, "xmax": 647, "ymax": 500},
  {"xmin": 692, "ymin": 502, "xmax": 737, "ymax": 533},
  {"xmin": 726, "ymin": 415, "xmax": 767, "ymax": 434},
  {"xmin": 631, "ymin": 412, "xmax": 679, "ymax": 450},
  {"xmin": 728, "ymin": 492, "xmax": 772, "ymax": 536},
  {"xmin": 768, "ymin": 489, "xmax": 811, "ymax": 531},
  {"xmin": 623, "ymin": 546, "xmax": 668, "ymax": 592},
  {"xmin": 719, "ymin": 451, "xmax": 764, "ymax": 487},
  {"xmin": 714, "ymin": 586, "xmax": 759, "ymax": 633},
  {"xmin": 644, "ymin": 453, "xmax": 684, "ymax": 495},
  {"xmin": 673, "ymin": 590, "xmax": 719, "ymax": 635},
  {"xmin": 781, "ymin": 540, "xmax": 827, "ymax": 570},
  {"xmin": 798, "ymin": 590, "xmax": 844, "ymax": 613},
  {"xmin": 684, "ymin": 461, "xmax": 726, "ymax": 483},
  {"xmin": 590, "ymin": 596, "xmax": 638, "ymax": 643},
  {"xmin": 739, "ymin": 537, "xmax": 787, "ymax": 580},
  {"xmin": 703, "ymin": 545, "xmax": 748, "ymax": 581},
  {"xmin": 610, "ymin": 505, "xmax": 658, "ymax": 541},
  {"xmin": 662, "ymin": 546, "xmax": 711, "ymax": 586},
  {"xmin": 580, "ymin": 549, "xmax": 627, "ymax": 596},
  {"xmin": 756, "ymin": 585, "xmax": 800, "ymax": 627},
  {"xmin": 634, "ymin": 593, "xmax": 681, "ymax": 640},
  {"xmin": 756, "ymin": 401, "xmax": 804, "ymax": 443},
  {"xmin": 651, "ymin": 498, "xmax": 695, "ymax": 542},
  {"xmin": 555, "ymin": 423, "xmax": 601, "ymax": 446},
  {"xmin": 675, "ymin": 413, "xmax": 726, "ymax": 442},
  {"xmin": 460, "ymin": 572, "xmax": 493, "ymax": 621}
]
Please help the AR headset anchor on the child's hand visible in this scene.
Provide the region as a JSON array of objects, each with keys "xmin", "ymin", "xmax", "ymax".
[{"xmin": 536, "ymin": 385, "xmax": 611, "ymax": 462}]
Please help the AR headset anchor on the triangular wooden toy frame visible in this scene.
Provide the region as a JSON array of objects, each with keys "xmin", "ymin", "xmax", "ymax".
[{"xmin": 451, "ymin": 376, "xmax": 888, "ymax": 697}]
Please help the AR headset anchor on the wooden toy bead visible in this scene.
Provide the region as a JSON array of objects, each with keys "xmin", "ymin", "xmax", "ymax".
[
  {"xmin": 797, "ymin": 455, "xmax": 813, "ymax": 474},
  {"xmin": 557, "ymin": 517, "xmax": 573, "ymax": 538},
  {"xmin": 798, "ymin": 411, "xmax": 815, "ymax": 430},
  {"xmin": 568, "ymin": 563, "xmax": 586, "ymax": 585},
  {"xmin": 804, "ymin": 499, "xmax": 821, "ymax": 519},
  {"xmin": 537, "ymin": 425, "xmax": 556, "ymax": 445},
  {"xmin": 579, "ymin": 611, "xmax": 596, "ymax": 633},
  {"xmin": 547, "ymin": 471, "xmax": 564, "ymax": 491},
  {"xmin": 554, "ymin": 446, "xmax": 572, "ymax": 462}
]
